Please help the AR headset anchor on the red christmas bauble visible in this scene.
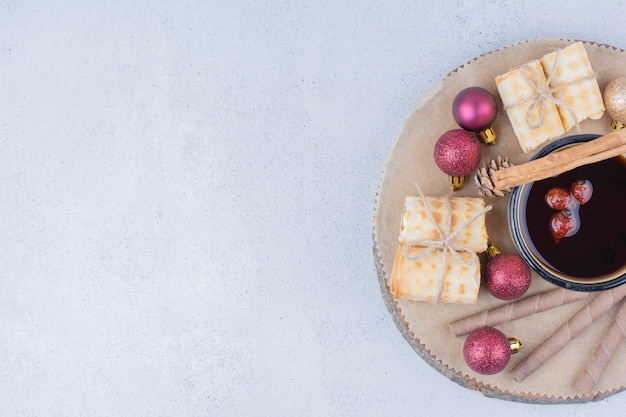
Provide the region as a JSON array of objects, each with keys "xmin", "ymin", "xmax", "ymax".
[
  {"xmin": 452, "ymin": 87, "xmax": 497, "ymax": 132},
  {"xmin": 485, "ymin": 253, "xmax": 532, "ymax": 300},
  {"xmin": 463, "ymin": 327, "xmax": 512, "ymax": 375},
  {"xmin": 433, "ymin": 129, "xmax": 482, "ymax": 177}
]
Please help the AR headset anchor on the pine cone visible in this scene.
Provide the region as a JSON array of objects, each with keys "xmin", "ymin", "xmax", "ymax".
[{"xmin": 474, "ymin": 156, "xmax": 514, "ymax": 197}]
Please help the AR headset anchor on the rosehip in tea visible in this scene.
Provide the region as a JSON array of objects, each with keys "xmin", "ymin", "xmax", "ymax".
[
  {"xmin": 545, "ymin": 187, "xmax": 574, "ymax": 210},
  {"xmin": 549, "ymin": 211, "xmax": 579, "ymax": 244},
  {"xmin": 571, "ymin": 179, "xmax": 593, "ymax": 205},
  {"xmin": 543, "ymin": 179, "xmax": 592, "ymax": 243}
]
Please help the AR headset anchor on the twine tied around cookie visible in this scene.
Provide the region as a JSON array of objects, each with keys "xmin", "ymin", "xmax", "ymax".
[
  {"xmin": 504, "ymin": 47, "xmax": 596, "ymax": 131},
  {"xmin": 402, "ymin": 185, "xmax": 492, "ymax": 300}
]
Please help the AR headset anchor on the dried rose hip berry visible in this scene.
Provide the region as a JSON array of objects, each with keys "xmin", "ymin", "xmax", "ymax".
[
  {"xmin": 549, "ymin": 210, "xmax": 579, "ymax": 244},
  {"xmin": 545, "ymin": 187, "xmax": 574, "ymax": 210},
  {"xmin": 571, "ymin": 179, "xmax": 593, "ymax": 205}
]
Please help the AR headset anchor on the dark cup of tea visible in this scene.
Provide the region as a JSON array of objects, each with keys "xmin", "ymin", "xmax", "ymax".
[{"xmin": 509, "ymin": 134, "xmax": 626, "ymax": 291}]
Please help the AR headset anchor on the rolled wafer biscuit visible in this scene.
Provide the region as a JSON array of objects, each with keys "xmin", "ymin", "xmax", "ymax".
[
  {"xmin": 574, "ymin": 300, "xmax": 626, "ymax": 392},
  {"xmin": 449, "ymin": 288, "xmax": 590, "ymax": 336},
  {"xmin": 511, "ymin": 285, "xmax": 626, "ymax": 383}
]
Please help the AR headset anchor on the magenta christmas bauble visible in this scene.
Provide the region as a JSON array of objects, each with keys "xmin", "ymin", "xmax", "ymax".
[
  {"xmin": 433, "ymin": 129, "xmax": 482, "ymax": 177},
  {"xmin": 452, "ymin": 87, "xmax": 497, "ymax": 132}
]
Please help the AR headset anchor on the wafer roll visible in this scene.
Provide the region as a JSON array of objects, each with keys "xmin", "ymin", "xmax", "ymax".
[
  {"xmin": 449, "ymin": 288, "xmax": 590, "ymax": 336},
  {"xmin": 511, "ymin": 286, "xmax": 626, "ymax": 383},
  {"xmin": 574, "ymin": 300, "xmax": 626, "ymax": 392}
]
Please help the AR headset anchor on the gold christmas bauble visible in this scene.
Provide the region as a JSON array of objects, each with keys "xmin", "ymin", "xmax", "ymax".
[{"xmin": 604, "ymin": 76, "xmax": 626, "ymax": 123}]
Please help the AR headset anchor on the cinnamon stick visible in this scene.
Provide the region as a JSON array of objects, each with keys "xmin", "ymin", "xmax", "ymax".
[
  {"xmin": 574, "ymin": 300, "xmax": 626, "ymax": 392},
  {"xmin": 449, "ymin": 288, "xmax": 590, "ymax": 336},
  {"xmin": 511, "ymin": 285, "xmax": 626, "ymax": 383},
  {"xmin": 492, "ymin": 130, "xmax": 626, "ymax": 192}
]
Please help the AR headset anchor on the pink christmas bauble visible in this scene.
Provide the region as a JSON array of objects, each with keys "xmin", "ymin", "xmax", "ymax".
[
  {"xmin": 463, "ymin": 327, "xmax": 511, "ymax": 375},
  {"xmin": 485, "ymin": 253, "xmax": 531, "ymax": 300},
  {"xmin": 433, "ymin": 129, "xmax": 482, "ymax": 177},
  {"xmin": 452, "ymin": 87, "xmax": 497, "ymax": 132}
]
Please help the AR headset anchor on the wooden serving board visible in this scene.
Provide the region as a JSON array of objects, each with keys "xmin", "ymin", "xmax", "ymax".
[{"xmin": 373, "ymin": 39, "xmax": 626, "ymax": 403}]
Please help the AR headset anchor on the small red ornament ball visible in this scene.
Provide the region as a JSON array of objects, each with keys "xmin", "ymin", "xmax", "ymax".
[
  {"xmin": 433, "ymin": 129, "xmax": 482, "ymax": 177},
  {"xmin": 463, "ymin": 327, "xmax": 511, "ymax": 375},
  {"xmin": 485, "ymin": 253, "xmax": 532, "ymax": 300}
]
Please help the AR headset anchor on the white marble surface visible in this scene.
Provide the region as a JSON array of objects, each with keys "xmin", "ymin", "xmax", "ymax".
[{"xmin": 1, "ymin": 1, "xmax": 625, "ymax": 416}]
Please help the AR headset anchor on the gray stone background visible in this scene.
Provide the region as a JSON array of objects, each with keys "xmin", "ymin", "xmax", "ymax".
[{"xmin": 0, "ymin": 0, "xmax": 623, "ymax": 416}]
